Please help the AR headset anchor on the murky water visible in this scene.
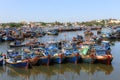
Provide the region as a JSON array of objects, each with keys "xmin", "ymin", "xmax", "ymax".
[{"xmin": 0, "ymin": 30, "xmax": 120, "ymax": 80}]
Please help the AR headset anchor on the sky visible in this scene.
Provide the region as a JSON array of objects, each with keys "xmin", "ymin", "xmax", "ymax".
[{"xmin": 0, "ymin": 0, "xmax": 120, "ymax": 23}]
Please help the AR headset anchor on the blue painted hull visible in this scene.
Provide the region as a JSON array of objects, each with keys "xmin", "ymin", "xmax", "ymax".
[
  {"xmin": 0, "ymin": 37, "xmax": 5, "ymax": 42},
  {"xmin": 39, "ymin": 57, "xmax": 51, "ymax": 65},
  {"xmin": 2, "ymin": 36, "xmax": 15, "ymax": 41},
  {"xmin": 66, "ymin": 56, "xmax": 81, "ymax": 63},
  {"xmin": 7, "ymin": 37, "xmax": 15, "ymax": 41},
  {"xmin": 9, "ymin": 62, "xmax": 28, "ymax": 68},
  {"xmin": 52, "ymin": 57, "xmax": 65, "ymax": 64},
  {"xmin": 0, "ymin": 60, "xmax": 3, "ymax": 66}
]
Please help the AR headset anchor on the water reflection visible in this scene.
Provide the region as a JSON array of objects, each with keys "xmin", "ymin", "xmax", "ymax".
[
  {"xmin": 0, "ymin": 66, "xmax": 5, "ymax": 74},
  {"xmin": 5, "ymin": 64, "xmax": 113, "ymax": 80}
]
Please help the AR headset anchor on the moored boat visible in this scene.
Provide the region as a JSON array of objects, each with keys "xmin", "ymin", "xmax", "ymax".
[
  {"xmin": 63, "ymin": 48, "xmax": 81, "ymax": 64},
  {"xmin": 78, "ymin": 45, "xmax": 96, "ymax": 63},
  {"xmin": 9, "ymin": 41, "xmax": 25, "ymax": 47},
  {"xmin": 47, "ymin": 29, "xmax": 59, "ymax": 35},
  {"xmin": 94, "ymin": 45, "xmax": 113, "ymax": 65},
  {"xmin": 51, "ymin": 53, "xmax": 65, "ymax": 64},
  {"xmin": 6, "ymin": 59, "xmax": 28, "ymax": 68},
  {"xmin": 5, "ymin": 50, "xmax": 32, "ymax": 68}
]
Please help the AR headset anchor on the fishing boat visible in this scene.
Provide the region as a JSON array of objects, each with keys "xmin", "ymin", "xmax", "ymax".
[
  {"xmin": 39, "ymin": 55, "xmax": 51, "ymax": 65},
  {"xmin": 22, "ymin": 49, "xmax": 41, "ymax": 66},
  {"xmin": 33, "ymin": 48, "xmax": 51, "ymax": 65},
  {"xmin": 101, "ymin": 41, "xmax": 111, "ymax": 51},
  {"xmin": 6, "ymin": 59, "xmax": 28, "ymax": 68},
  {"xmin": 76, "ymin": 34, "xmax": 84, "ymax": 42},
  {"xmin": 5, "ymin": 50, "xmax": 31, "ymax": 68},
  {"xmin": 63, "ymin": 48, "xmax": 81, "ymax": 64},
  {"xmin": 95, "ymin": 50, "xmax": 113, "ymax": 65},
  {"xmin": 2, "ymin": 35, "xmax": 15, "ymax": 41},
  {"xmin": 94, "ymin": 45, "xmax": 113, "ymax": 65},
  {"xmin": 24, "ymin": 38, "xmax": 40, "ymax": 48},
  {"xmin": 101, "ymin": 28, "xmax": 114, "ymax": 39},
  {"xmin": 61, "ymin": 41, "xmax": 81, "ymax": 63},
  {"xmin": 9, "ymin": 40, "xmax": 25, "ymax": 47},
  {"xmin": 78, "ymin": 45, "xmax": 96, "ymax": 63},
  {"xmin": 45, "ymin": 41, "xmax": 65, "ymax": 64},
  {"xmin": 51, "ymin": 51, "xmax": 65, "ymax": 64},
  {"xmin": 47, "ymin": 29, "xmax": 59, "ymax": 35}
]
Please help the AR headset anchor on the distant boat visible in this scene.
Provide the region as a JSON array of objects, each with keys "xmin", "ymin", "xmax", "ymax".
[
  {"xmin": 47, "ymin": 29, "xmax": 59, "ymax": 35},
  {"xmin": 101, "ymin": 28, "xmax": 114, "ymax": 39},
  {"xmin": 2, "ymin": 35, "xmax": 15, "ymax": 41},
  {"xmin": 9, "ymin": 41, "xmax": 25, "ymax": 47}
]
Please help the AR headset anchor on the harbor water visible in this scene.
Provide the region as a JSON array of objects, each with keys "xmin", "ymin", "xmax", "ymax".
[{"xmin": 0, "ymin": 30, "xmax": 120, "ymax": 80}]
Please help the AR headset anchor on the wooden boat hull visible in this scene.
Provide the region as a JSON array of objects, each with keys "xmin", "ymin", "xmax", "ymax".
[
  {"xmin": 6, "ymin": 61, "xmax": 28, "ymax": 68},
  {"xmin": 66, "ymin": 56, "xmax": 80, "ymax": 63},
  {"xmin": 52, "ymin": 57, "xmax": 65, "ymax": 64},
  {"xmin": 5, "ymin": 59, "xmax": 31, "ymax": 68},
  {"xmin": 65, "ymin": 55, "xmax": 81, "ymax": 63},
  {"xmin": 38, "ymin": 56, "xmax": 51, "ymax": 65},
  {"xmin": 96, "ymin": 56, "xmax": 113, "ymax": 64}
]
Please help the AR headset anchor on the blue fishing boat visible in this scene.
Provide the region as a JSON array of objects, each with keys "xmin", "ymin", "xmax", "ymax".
[
  {"xmin": 95, "ymin": 50, "xmax": 113, "ymax": 65},
  {"xmin": 22, "ymin": 49, "xmax": 40, "ymax": 66},
  {"xmin": 6, "ymin": 59, "xmax": 28, "ymax": 68},
  {"xmin": 63, "ymin": 48, "xmax": 81, "ymax": 63},
  {"xmin": 39, "ymin": 55, "xmax": 51, "ymax": 65},
  {"xmin": 47, "ymin": 29, "xmax": 59, "ymax": 35},
  {"xmin": 101, "ymin": 41, "xmax": 111, "ymax": 50},
  {"xmin": 9, "ymin": 40, "xmax": 25, "ymax": 47},
  {"xmin": 27, "ymin": 48, "xmax": 51, "ymax": 65},
  {"xmin": 51, "ymin": 52, "xmax": 65, "ymax": 64},
  {"xmin": 2, "ymin": 35, "xmax": 15, "ymax": 41},
  {"xmin": 101, "ymin": 28, "xmax": 114, "ymax": 39},
  {"xmin": 46, "ymin": 41, "xmax": 65, "ymax": 64},
  {"xmin": 94, "ymin": 44, "xmax": 113, "ymax": 64},
  {"xmin": 34, "ymin": 48, "xmax": 51, "ymax": 65},
  {"xmin": 5, "ymin": 50, "xmax": 31, "ymax": 68},
  {"xmin": 79, "ymin": 45, "xmax": 96, "ymax": 63}
]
